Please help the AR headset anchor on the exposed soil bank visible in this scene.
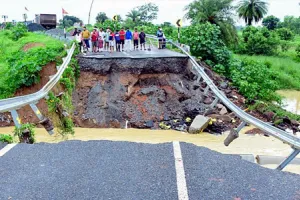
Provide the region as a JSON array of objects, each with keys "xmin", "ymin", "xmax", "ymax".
[
  {"xmin": 0, "ymin": 62, "xmax": 57, "ymax": 127},
  {"xmin": 74, "ymin": 57, "xmax": 214, "ymax": 129}
]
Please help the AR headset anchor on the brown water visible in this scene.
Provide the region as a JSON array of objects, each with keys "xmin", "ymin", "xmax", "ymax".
[
  {"xmin": 1, "ymin": 127, "xmax": 299, "ymax": 174},
  {"xmin": 277, "ymin": 90, "xmax": 300, "ymax": 115}
]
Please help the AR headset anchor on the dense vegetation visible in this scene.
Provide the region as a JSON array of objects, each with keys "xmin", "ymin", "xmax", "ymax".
[{"xmin": 0, "ymin": 23, "xmax": 65, "ymax": 99}]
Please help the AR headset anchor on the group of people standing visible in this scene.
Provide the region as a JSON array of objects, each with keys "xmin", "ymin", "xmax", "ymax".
[{"xmin": 74, "ymin": 27, "xmax": 147, "ymax": 53}]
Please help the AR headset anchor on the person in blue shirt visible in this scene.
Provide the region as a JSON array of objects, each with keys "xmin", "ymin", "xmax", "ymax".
[
  {"xmin": 157, "ymin": 27, "xmax": 164, "ymax": 49},
  {"xmin": 115, "ymin": 30, "xmax": 121, "ymax": 52},
  {"xmin": 125, "ymin": 28, "xmax": 133, "ymax": 51}
]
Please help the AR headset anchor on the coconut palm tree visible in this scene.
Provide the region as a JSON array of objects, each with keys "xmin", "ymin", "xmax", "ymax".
[
  {"xmin": 126, "ymin": 10, "xmax": 140, "ymax": 22},
  {"xmin": 184, "ymin": 0, "xmax": 237, "ymax": 44},
  {"xmin": 237, "ymin": 0, "xmax": 268, "ymax": 26}
]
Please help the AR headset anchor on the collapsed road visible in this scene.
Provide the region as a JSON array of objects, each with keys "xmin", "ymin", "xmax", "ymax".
[{"xmin": 73, "ymin": 50, "xmax": 239, "ymax": 133}]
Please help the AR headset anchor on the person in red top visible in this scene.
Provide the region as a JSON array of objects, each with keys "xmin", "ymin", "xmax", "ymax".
[
  {"xmin": 119, "ymin": 28, "xmax": 126, "ymax": 51},
  {"xmin": 91, "ymin": 29, "xmax": 98, "ymax": 53},
  {"xmin": 109, "ymin": 30, "xmax": 115, "ymax": 53},
  {"xmin": 133, "ymin": 28, "xmax": 139, "ymax": 50}
]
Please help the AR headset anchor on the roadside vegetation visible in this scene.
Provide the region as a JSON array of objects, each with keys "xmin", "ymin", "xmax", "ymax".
[{"xmin": 0, "ymin": 23, "xmax": 65, "ymax": 99}]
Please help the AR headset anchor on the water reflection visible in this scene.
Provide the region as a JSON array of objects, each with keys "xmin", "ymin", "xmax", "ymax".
[{"xmin": 277, "ymin": 90, "xmax": 300, "ymax": 115}]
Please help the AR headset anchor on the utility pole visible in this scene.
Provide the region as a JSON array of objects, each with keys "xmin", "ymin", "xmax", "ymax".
[
  {"xmin": 23, "ymin": 13, "xmax": 28, "ymax": 22},
  {"xmin": 88, "ymin": 0, "xmax": 95, "ymax": 25}
]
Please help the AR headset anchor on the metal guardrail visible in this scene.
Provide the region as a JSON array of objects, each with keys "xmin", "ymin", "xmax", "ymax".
[{"xmin": 146, "ymin": 34, "xmax": 300, "ymax": 170}]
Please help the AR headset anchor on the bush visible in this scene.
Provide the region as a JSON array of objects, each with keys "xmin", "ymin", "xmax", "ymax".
[
  {"xmin": 280, "ymin": 41, "xmax": 291, "ymax": 52},
  {"xmin": 296, "ymin": 45, "xmax": 300, "ymax": 59},
  {"xmin": 241, "ymin": 26, "xmax": 279, "ymax": 55},
  {"xmin": 1, "ymin": 45, "xmax": 64, "ymax": 97},
  {"xmin": 14, "ymin": 123, "xmax": 35, "ymax": 144},
  {"xmin": 229, "ymin": 59, "xmax": 281, "ymax": 102},
  {"xmin": 4, "ymin": 22, "xmax": 14, "ymax": 30},
  {"xmin": 0, "ymin": 134, "xmax": 14, "ymax": 143},
  {"xmin": 276, "ymin": 28, "xmax": 294, "ymax": 41},
  {"xmin": 11, "ymin": 23, "xmax": 28, "ymax": 41},
  {"xmin": 181, "ymin": 22, "xmax": 231, "ymax": 74}
]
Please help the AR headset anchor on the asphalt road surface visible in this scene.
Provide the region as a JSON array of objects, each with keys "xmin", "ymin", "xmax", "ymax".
[
  {"xmin": 80, "ymin": 48, "xmax": 187, "ymax": 59},
  {"xmin": 1, "ymin": 141, "xmax": 300, "ymax": 200}
]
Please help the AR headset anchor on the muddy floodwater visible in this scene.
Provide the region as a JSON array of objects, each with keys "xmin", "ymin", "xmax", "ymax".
[
  {"xmin": 277, "ymin": 90, "xmax": 300, "ymax": 115},
  {"xmin": 1, "ymin": 126, "xmax": 299, "ymax": 174}
]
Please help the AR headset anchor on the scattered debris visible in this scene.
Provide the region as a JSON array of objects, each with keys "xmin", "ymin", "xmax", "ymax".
[{"xmin": 188, "ymin": 115, "xmax": 211, "ymax": 134}]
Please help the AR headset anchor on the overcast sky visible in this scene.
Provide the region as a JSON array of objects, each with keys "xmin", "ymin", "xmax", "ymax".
[{"xmin": 1, "ymin": 0, "xmax": 300, "ymax": 26}]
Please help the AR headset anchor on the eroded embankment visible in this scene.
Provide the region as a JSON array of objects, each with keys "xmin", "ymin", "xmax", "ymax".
[{"xmin": 73, "ymin": 57, "xmax": 222, "ymax": 130}]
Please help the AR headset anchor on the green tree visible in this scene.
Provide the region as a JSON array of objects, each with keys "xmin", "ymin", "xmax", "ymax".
[
  {"xmin": 279, "ymin": 16, "xmax": 300, "ymax": 34},
  {"xmin": 237, "ymin": 0, "xmax": 268, "ymax": 26},
  {"xmin": 184, "ymin": 0, "xmax": 237, "ymax": 44},
  {"xmin": 115, "ymin": 15, "xmax": 123, "ymax": 22},
  {"xmin": 262, "ymin": 15, "xmax": 280, "ymax": 30},
  {"xmin": 242, "ymin": 26, "xmax": 279, "ymax": 55},
  {"xmin": 126, "ymin": 10, "xmax": 141, "ymax": 23},
  {"xmin": 181, "ymin": 22, "xmax": 231, "ymax": 73},
  {"xmin": 137, "ymin": 3, "xmax": 159, "ymax": 22},
  {"xmin": 276, "ymin": 28, "xmax": 294, "ymax": 41},
  {"xmin": 96, "ymin": 12, "xmax": 108, "ymax": 23},
  {"xmin": 122, "ymin": 18, "xmax": 136, "ymax": 29},
  {"xmin": 59, "ymin": 15, "xmax": 82, "ymax": 28}
]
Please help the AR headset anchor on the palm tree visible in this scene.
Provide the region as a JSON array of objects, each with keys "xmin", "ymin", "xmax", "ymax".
[
  {"xmin": 184, "ymin": 0, "xmax": 237, "ymax": 44},
  {"xmin": 237, "ymin": 0, "xmax": 268, "ymax": 26},
  {"xmin": 126, "ymin": 10, "xmax": 140, "ymax": 22}
]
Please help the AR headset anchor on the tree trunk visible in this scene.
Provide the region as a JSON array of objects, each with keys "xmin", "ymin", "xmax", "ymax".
[{"xmin": 247, "ymin": 19, "xmax": 252, "ymax": 26}]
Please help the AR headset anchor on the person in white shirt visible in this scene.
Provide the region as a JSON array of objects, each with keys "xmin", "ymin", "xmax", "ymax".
[{"xmin": 75, "ymin": 30, "xmax": 83, "ymax": 53}]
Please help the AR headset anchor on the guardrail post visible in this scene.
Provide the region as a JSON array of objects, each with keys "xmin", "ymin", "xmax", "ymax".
[
  {"xmin": 10, "ymin": 110, "xmax": 21, "ymax": 128},
  {"xmin": 276, "ymin": 149, "xmax": 300, "ymax": 171},
  {"xmin": 203, "ymin": 86, "xmax": 210, "ymax": 95},
  {"xmin": 30, "ymin": 104, "xmax": 54, "ymax": 135},
  {"xmin": 224, "ymin": 121, "xmax": 247, "ymax": 146},
  {"xmin": 210, "ymin": 97, "xmax": 219, "ymax": 109}
]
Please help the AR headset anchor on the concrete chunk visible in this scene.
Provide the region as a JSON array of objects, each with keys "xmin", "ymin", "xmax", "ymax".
[{"xmin": 188, "ymin": 115, "xmax": 211, "ymax": 134}]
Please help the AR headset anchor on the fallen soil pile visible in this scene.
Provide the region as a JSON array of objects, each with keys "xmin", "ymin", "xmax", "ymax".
[{"xmin": 73, "ymin": 57, "xmax": 241, "ymax": 133}]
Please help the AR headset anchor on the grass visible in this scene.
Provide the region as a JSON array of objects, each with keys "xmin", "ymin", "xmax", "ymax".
[
  {"xmin": 0, "ymin": 30, "xmax": 64, "ymax": 99},
  {"xmin": 235, "ymin": 54, "xmax": 300, "ymax": 90}
]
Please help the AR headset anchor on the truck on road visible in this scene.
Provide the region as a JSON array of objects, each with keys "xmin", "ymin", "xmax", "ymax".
[{"xmin": 35, "ymin": 14, "xmax": 57, "ymax": 29}]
